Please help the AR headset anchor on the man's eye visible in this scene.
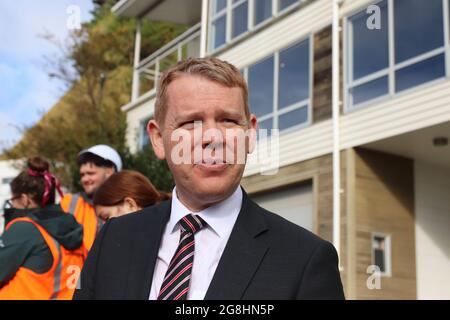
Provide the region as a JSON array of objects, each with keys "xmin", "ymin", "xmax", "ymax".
[
  {"xmin": 223, "ymin": 119, "xmax": 237, "ymax": 124},
  {"xmin": 179, "ymin": 120, "xmax": 196, "ymax": 127}
]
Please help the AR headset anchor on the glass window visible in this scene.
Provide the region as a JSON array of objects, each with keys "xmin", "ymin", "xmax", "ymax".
[
  {"xmin": 214, "ymin": 0, "xmax": 227, "ymax": 13},
  {"xmin": 248, "ymin": 56, "xmax": 274, "ymax": 118},
  {"xmin": 373, "ymin": 236, "xmax": 386, "ymax": 273},
  {"xmin": 395, "ymin": 54, "xmax": 445, "ymax": 93},
  {"xmin": 257, "ymin": 118, "xmax": 273, "ymax": 138},
  {"xmin": 140, "ymin": 118, "xmax": 152, "ymax": 150},
  {"xmin": 278, "ymin": 39, "xmax": 310, "ymax": 110},
  {"xmin": 254, "ymin": 0, "xmax": 272, "ymax": 25},
  {"xmin": 372, "ymin": 234, "xmax": 391, "ymax": 276},
  {"xmin": 346, "ymin": 0, "xmax": 447, "ymax": 110},
  {"xmin": 278, "ymin": 106, "xmax": 308, "ymax": 130},
  {"xmin": 247, "ymin": 39, "xmax": 311, "ymax": 133},
  {"xmin": 279, "ymin": 0, "xmax": 297, "ymax": 11},
  {"xmin": 212, "ymin": 16, "xmax": 226, "ymax": 49},
  {"xmin": 232, "ymin": 1, "xmax": 248, "ymax": 39},
  {"xmin": 349, "ymin": 0, "xmax": 389, "ymax": 81},
  {"xmin": 351, "ymin": 76, "xmax": 388, "ymax": 106},
  {"xmin": 394, "ymin": 0, "xmax": 444, "ymax": 64}
]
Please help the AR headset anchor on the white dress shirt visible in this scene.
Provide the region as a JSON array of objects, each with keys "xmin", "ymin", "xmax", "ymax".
[{"xmin": 148, "ymin": 186, "xmax": 243, "ymax": 300}]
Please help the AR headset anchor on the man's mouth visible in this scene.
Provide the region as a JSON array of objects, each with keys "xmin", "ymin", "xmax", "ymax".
[
  {"xmin": 199, "ymin": 158, "xmax": 226, "ymax": 164},
  {"xmin": 194, "ymin": 158, "xmax": 229, "ymax": 170}
]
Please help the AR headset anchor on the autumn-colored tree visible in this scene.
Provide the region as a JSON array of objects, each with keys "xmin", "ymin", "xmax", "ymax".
[{"xmin": 3, "ymin": 0, "xmax": 182, "ymax": 192}]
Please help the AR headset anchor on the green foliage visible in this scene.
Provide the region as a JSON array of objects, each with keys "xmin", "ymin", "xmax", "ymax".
[
  {"xmin": 2, "ymin": 0, "xmax": 186, "ymax": 192},
  {"xmin": 123, "ymin": 145, "xmax": 175, "ymax": 193}
]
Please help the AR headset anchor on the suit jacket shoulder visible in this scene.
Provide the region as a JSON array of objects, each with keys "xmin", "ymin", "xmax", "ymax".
[{"xmin": 203, "ymin": 194, "xmax": 345, "ymax": 300}]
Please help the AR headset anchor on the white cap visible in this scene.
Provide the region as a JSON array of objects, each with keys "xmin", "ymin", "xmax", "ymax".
[{"xmin": 78, "ymin": 144, "xmax": 122, "ymax": 171}]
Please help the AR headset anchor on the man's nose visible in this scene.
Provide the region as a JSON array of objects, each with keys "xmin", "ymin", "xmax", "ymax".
[{"xmin": 201, "ymin": 121, "xmax": 224, "ymax": 149}]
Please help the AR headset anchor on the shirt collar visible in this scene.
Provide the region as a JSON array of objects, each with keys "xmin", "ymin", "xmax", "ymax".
[{"xmin": 168, "ymin": 185, "xmax": 243, "ymax": 238}]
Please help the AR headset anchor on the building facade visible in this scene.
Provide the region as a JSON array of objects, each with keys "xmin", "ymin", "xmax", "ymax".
[
  {"xmin": 112, "ymin": 0, "xmax": 450, "ymax": 299},
  {"xmin": 0, "ymin": 161, "xmax": 20, "ymax": 235}
]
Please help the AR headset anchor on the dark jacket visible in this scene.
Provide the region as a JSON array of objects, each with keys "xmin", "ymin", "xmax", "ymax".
[
  {"xmin": 0, "ymin": 205, "xmax": 83, "ymax": 287},
  {"xmin": 74, "ymin": 189, "xmax": 344, "ymax": 300}
]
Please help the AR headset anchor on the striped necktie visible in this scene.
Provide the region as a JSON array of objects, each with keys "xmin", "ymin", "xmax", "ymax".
[{"xmin": 157, "ymin": 214, "xmax": 206, "ymax": 300}]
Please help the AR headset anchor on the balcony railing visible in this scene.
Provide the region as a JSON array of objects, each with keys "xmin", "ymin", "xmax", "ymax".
[{"xmin": 135, "ymin": 23, "xmax": 201, "ymax": 100}]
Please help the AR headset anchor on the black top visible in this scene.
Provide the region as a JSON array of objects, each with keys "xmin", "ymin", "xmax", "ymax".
[{"xmin": 74, "ymin": 189, "xmax": 345, "ymax": 300}]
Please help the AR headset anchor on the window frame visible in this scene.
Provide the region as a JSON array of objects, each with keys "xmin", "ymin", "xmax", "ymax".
[
  {"xmin": 252, "ymin": 0, "xmax": 275, "ymax": 28},
  {"xmin": 344, "ymin": 0, "xmax": 450, "ymax": 112},
  {"xmin": 277, "ymin": 0, "xmax": 300, "ymax": 15},
  {"xmin": 371, "ymin": 232, "xmax": 392, "ymax": 278},
  {"xmin": 208, "ymin": 0, "xmax": 303, "ymax": 53},
  {"xmin": 247, "ymin": 55, "xmax": 276, "ymax": 124},
  {"xmin": 243, "ymin": 35, "xmax": 313, "ymax": 137},
  {"xmin": 210, "ymin": 4, "xmax": 228, "ymax": 51},
  {"xmin": 231, "ymin": 0, "xmax": 250, "ymax": 40}
]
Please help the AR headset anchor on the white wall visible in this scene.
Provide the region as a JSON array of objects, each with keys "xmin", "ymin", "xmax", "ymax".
[
  {"xmin": 124, "ymin": 96, "xmax": 156, "ymax": 154},
  {"xmin": 0, "ymin": 160, "xmax": 21, "ymax": 235},
  {"xmin": 415, "ymin": 161, "xmax": 450, "ymax": 299}
]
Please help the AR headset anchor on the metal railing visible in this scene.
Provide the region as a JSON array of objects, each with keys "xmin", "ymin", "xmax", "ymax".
[{"xmin": 135, "ymin": 23, "xmax": 201, "ymax": 99}]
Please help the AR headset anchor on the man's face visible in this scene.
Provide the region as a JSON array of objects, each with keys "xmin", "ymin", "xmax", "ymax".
[
  {"xmin": 79, "ymin": 163, "xmax": 114, "ymax": 197},
  {"xmin": 148, "ymin": 75, "xmax": 257, "ymax": 211}
]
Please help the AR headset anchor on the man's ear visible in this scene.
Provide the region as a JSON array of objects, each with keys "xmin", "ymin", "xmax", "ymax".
[
  {"xmin": 148, "ymin": 119, "xmax": 166, "ymax": 160},
  {"xmin": 105, "ymin": 167, "xmax": 115, "ymax": 178},
  {"xmin": 248, "ymin": 114, "xmax": 258, "ymax": 154}
]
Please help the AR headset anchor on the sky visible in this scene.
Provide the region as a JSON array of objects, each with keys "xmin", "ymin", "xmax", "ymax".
[{"xmin": 0, "ymin": 0, "xmax": 95, "ymax": 150}]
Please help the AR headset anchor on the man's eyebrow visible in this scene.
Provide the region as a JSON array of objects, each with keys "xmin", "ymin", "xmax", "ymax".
[
  {"xmin": 174, "ymin": 110, "xmax": 246, "ymax": 123},
  {"xmin": 218, "ymin": 110, "xmax": 244, "ymax": 119},
  {"xmin": 174, "ymin": 111, "xmax": 204, "ymax": 123}
]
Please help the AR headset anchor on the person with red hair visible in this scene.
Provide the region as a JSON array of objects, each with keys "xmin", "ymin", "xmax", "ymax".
[{"xmin": 93, "ymin": 170, "xmax": 171, "ymax": 221}]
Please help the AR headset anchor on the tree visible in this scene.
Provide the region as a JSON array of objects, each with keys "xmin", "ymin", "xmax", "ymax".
[
  {"xmin": 124, "ymin": 145, "xmax": 174, "ymax": 192},
  {"xmin": 2, "ymin": 0, "xmax": 183, "ymax": 191}
]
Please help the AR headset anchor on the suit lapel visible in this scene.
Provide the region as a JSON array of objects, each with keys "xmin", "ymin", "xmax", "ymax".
[
  {"xmin": 124, "ymin": 200, "xmax": 171, "ymax": 299},
  {"xmin": 204, "ymin": 191, "xmax": 269, "ymax": 300}
]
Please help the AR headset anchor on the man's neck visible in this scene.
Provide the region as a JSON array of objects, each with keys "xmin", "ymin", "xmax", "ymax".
[{"xmin": 175, "ymin": 187, "xmax": 237, "ymax": 213}]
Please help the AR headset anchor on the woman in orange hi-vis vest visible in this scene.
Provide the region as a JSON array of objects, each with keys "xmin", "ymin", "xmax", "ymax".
[{"xmin": 0, "ymin": 156, "xmax": 84, "ymax": 300}]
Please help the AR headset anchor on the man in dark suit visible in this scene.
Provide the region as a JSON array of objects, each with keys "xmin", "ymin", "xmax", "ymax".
[{"xmin": 73, "ymin": 57, "xmax": 345, "ymax": 300}]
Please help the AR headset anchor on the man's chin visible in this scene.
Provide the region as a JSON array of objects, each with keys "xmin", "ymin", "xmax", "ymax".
[{"xmin": 193, "ymin": 182, "xmax": 238, "ymax": 201}]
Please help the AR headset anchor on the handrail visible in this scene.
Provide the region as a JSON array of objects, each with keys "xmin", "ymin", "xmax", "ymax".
[{"xmin": 136, "ymin": 23, "xmax": 201, "ymax": 72}]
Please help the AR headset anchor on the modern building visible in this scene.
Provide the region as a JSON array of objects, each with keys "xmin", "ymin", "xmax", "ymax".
[
  {"xmin": 0, "ymin": 160, "xmax": 20, "ymax": 235},
  {"xmin": 112, "ymin": 0, "xmax": 450, "ymax": 299}
]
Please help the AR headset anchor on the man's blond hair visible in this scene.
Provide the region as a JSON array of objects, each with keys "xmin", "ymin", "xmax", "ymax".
[{"xmin": 154, "ymin": 57, "xmax": 250, "ymax": 125}]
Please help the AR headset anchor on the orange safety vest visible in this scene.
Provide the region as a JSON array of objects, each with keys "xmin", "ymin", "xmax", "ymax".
[
  {"xmin": 0, "ymin": 217, "xmax": 84, "ymax": 300},
  {"xmin": 60, "ymin": 194, "xmax": 100, "ymax": 259}
]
